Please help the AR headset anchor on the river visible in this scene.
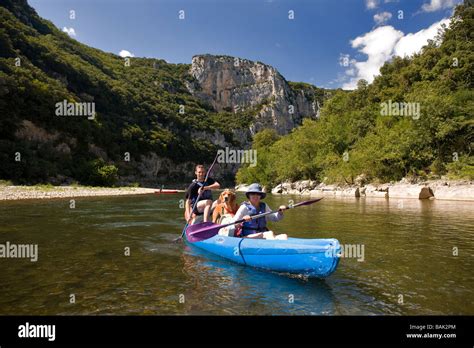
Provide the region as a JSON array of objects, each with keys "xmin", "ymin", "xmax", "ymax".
[{"xmin": 0, "ymin": 193, "xmax": 473, "ymax": 315}]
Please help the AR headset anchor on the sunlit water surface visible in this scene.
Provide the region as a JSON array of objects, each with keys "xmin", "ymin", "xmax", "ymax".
[{"xmin": 0, "ymin": 193, "xmax": 473, "ymax": 315}]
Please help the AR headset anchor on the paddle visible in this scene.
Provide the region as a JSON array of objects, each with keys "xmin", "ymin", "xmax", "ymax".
[
  {"xmin": 174, "ymin": 153, "xmax": 219, "ymax": 242},
  {"xmin": 185, "ymin": 197, "xmax": 324, "ymax": 242}
]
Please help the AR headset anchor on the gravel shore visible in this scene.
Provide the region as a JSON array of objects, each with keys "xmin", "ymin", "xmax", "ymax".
[
  {"xmin": 236, "ymin": 179, "xmax": 474, "ymax": 201},
  {"xmin": 0, "ymin": 186, "xmax": 173, "ymax": 201}
]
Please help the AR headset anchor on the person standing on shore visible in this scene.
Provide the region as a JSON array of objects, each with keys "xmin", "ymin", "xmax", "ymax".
[{"xmin": 185, "ymin": 164, "xmax": 220, "ymax": 223}]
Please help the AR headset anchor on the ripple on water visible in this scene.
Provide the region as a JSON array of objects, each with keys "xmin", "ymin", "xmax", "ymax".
[{"xmin": 0, "ymin": 194, "xmax": 472, "ymax": 315}]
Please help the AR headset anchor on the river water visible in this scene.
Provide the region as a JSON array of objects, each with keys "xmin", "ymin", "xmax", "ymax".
[{"xmin": 0, "ymin": 193, "xmax": 473, "ymax": 315}]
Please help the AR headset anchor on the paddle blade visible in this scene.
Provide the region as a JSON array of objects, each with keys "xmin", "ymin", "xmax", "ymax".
[
  {"xmin": 292, "ymin": 197, "xmax": 324, "ymax": 207},
  {"xmin": 185, "ymin": 222, "xmax": 221, "ymax": 242}
]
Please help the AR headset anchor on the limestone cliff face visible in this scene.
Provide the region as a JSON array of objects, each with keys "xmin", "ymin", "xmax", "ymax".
[{"xmin": 188, "ymin": 54, "xmax": 323, "ymax": 135}]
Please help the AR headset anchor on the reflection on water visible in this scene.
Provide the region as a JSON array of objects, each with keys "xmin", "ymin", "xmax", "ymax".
[
  {"xmin": 181, "ymin": 245, "xmax": 337, "ymax": 315},
  {"xmin": 0, "ymin": 194, "xmax": 473, "ymax": 315}
]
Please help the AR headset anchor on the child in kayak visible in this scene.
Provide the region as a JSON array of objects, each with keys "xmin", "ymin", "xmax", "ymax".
[
  {"xmin": 185, "ymin": 164, "xmax": 220, "ymax": 223},
  {"xmin": 231, "ymin": 183, "xmax": 288, "ymax": 240}
]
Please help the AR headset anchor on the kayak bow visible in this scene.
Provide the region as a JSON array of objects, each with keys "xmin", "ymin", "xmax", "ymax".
[
  {"xmin": 184, "ymin": 230, "xmax": 341, "ymax": 278},
  {"xmin": 182, "ymin": 197, "xmax": 340, "ymax": 278}
]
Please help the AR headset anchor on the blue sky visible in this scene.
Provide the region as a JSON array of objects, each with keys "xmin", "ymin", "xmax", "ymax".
[{"xmin": 28, "ymin": 0, "xmax": 460, "ymax": 89}]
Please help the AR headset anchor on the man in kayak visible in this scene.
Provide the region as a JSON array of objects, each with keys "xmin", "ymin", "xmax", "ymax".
[
  {"xmin": 185, "ymin": 164, "xmax": 221, "ymax": 223},
  {"xmin": 231, "ymin": 183, "xmax": 288, "ymax": 240}
]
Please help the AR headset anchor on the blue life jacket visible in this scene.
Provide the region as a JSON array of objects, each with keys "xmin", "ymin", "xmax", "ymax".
[{"xmin": 241, "ymin": 201, "xmax": 268, "ymax": 236}]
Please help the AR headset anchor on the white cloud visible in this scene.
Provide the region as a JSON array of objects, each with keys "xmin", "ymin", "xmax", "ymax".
[
  {"xmin": 344, "ymin": 26, "xmax": 403, "ymax": 89},
  {"xmin": 394, "ymin": 18, "xmax": 449, "ymax": 57},
  {"xmin": 338, "ymin": 53, "xmax": 356, "ymax": 68},
  {"xmin": 366, "ymin": 0, "xmax": 379, "ymax": 9},
  {"xmin": 118, "ymin": 50, "xmax": 135, "ymax": 58},
  {"xmin": 62, "ymin": 27, "xmax": 76, "ymax": 37},
  {"xmin": 421, "ymin": 0, "xmax": 459, "ymax": 12},
  {"xmin": 373, "ymin": 11, "xmax": 392, "ymax": 25},
  {"xmin": 328, "ymin": 72, "xmax": 349, "ymax": 86},
  {"xmin": 345, "ymin": 68, "xmax": 355, "ymax": 76},
  {"xmin": 341, "ymin": 18, "xmax": 449, "ymax": 89}
]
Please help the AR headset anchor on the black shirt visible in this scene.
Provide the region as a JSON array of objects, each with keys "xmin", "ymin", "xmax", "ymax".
[{"xmin": 185, "ymin": 178, "xmax": 216, "ymax": 204}]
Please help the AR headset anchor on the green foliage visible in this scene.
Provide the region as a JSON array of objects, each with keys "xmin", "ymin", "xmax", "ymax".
[
  {"xmin": 0, "ymin": 1, "xmax": 257, "ymax": 185},
  {"xmin": 288, "ymin": 81, "xmax": 329, "ymax": 104},
  {"xmin": 236, "ymin": 129, "xmax": 280, "ymax": 188},
  {"xmin": 446, "ymin": 155, "xmax": 474, "ymax": 180},
  {"xmin": 86, "ymin": 159, "xmax": 118, "ymax": 186},
  {"xmin": 31, "ymin": 183, "xmax": 55, "ymax": 190},
  {"xmin": 237, "ymin": 3, "xmax": 473, "ymax": 185}
]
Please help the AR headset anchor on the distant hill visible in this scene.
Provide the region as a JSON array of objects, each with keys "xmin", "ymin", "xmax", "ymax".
[
  {"xmin": 237, "ymin": 3, "xmax": 473, "ymax": 187},
  {"xmin": 0, "ymin": 0, "xmax": 330, "ymax": 186}
]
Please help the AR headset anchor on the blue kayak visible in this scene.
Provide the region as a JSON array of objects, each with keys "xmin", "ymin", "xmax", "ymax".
[{"xmin": 184, "ymin": 228, "xmax": 341, "ymax": 278}]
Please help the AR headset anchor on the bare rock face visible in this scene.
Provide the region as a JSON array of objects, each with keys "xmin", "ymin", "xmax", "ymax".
[
  {"xmin": 388, "ymin": 183, "xmax": 434, "ymax": 199},
  {"xmin": 235, "ymin": 184, "xmax": 252, "ymax": 192},
  {"xmin": 189, "ymin": 54, "xmax": 322, "ymax": 135},
  {"xmin": 429, "ymin": 180, "xmax": 474, "ymax": 201}
]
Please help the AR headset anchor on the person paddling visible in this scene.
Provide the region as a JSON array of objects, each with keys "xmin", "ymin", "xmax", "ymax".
[
  {"xmin": 185, "ymin": 164, "xmax": 220, "ymax": 224},
  {"xmin": 231, "ymin": 183, "xmax": 288, "ymax": 240}
]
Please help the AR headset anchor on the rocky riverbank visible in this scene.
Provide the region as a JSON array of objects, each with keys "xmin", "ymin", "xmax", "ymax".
[
  {"xmin": 0, "ymin": 185, "xmax": 163, "ymax": 201},
  {"xmin": 236, "ymin": 179, "xmax": 474, "ymax": 201}
]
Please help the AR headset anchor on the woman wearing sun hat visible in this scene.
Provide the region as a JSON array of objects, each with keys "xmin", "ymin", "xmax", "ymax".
[{"xmin": 230, "ymin": 183, "xmax": 288, "ymax": 240}]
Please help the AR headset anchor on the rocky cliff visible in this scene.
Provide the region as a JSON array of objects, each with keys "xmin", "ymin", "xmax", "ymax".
[
  {"xmin": 0, "ymin": 0, "xmax": 332, "ymax": 186},
  {"xmin": 187, "ymin": 54, "xmax": 327, "ymax": 135}
]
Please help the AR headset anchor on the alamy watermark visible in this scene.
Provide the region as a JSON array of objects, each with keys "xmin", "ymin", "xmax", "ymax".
[
  {"xmin": 326, "ymin": 243, "xmax": 365, "ymax": 262},
  {"xmin": 380, "ymin": 100, "xmax": 420, "ymax": 120},
  {"xmin": 0, "ymin": 241, "xmax": 38, "ymax": 262},
  {"xmin": 18, "ymin": 322, "xmax": 55, "ymax": 341},
  {"xmin": 55, "ymin": 99, "xmax": 96, "ymax": 120},
  {"xmin": 217, "ymin": 147, "xmax": 257, "ymax": 167}
]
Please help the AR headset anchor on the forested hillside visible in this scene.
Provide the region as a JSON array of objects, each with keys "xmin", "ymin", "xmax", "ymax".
[
  {"xmin": 1, "ymin": 0, "xmax": 471, "ymax": 188},
  {"xmin": 237, "ymin": 3, "xmax": 473, "ymax": 187},
  {"xmin": 0, "ymin": 0, "xmax": 300, "ymax": 185}
]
